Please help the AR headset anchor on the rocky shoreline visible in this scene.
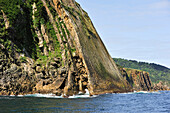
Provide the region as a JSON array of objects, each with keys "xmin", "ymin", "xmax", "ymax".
[
  {"xmin": 0, "ymin": 0, "xmax": 168, "ymax": 97},
  {"xmin": 118, "ymin": 67, "xmax": 169, "ymax": 91},
  {"xmin": 0, "ymin": 0, "xmax": 131, "ymax": 96}
]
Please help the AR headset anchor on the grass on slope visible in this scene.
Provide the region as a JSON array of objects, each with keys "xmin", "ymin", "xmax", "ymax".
[{"xmin": 113, "ymin": 58, "xmax": 170, "ymax": 85}]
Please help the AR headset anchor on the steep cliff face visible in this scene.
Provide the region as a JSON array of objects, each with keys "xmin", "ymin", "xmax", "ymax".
[
  {"xmin": 0, "ymin": 0, "xmax": 131, "ymax": 96},
  {"xmin": 119, "ymin": 68, "xmax": 152, "ymax": 91}
]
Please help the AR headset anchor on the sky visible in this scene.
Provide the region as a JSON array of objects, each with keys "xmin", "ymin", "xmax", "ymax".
[{"xmin": 76, "ymin": 0, "xmax": 170, "ymax": 68}]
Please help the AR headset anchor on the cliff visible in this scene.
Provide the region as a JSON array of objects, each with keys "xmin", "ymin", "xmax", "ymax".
[
  {"xmin": 0, "ymin": 0, "xmax": 131, "ymax": 96},
  {"xmin": 153, "ymin": 81, "xmax": 169, "ymax": 91},
  {"xmin": 119, "ymin": 68, "xmax": 152, "ymax": 91},
  {"xmin": 113, "ymin": 58, "xmax": 170, "ymax": 86}
]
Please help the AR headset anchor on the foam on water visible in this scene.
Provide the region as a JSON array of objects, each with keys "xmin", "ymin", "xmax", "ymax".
[
  {"xmin": 23, "ymin": 93, "xmax": 63, "ymax": 98},
  {"xmin": 7, "ymin": 89, "xmax": 98, "ymax": 99},
  {"xmin": 121, "ymin": 91, "xmax": 161, "ymax": 94},
  {"xmin": 0, "ymin": 97, "xmax": 14, "ymax": 99},
  {"xmin": 1, "ymin": 90, "xmax": 161, "ymax": 99},
  {"xmin": 0, "ymin": 91, "xmax": 169, "ymax": 112}
]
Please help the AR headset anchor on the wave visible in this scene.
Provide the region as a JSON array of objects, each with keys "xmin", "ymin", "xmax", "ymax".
[
  {"xmin": 4, "ymin": 89, "xmax": 98, "ymax": 99},
  {"xmin": 1, "ymin": 90, "xmax": 163, "ymax": 99},
  {"xmin": 121, "ymin": 91, "xmax": 161, "ymax": 94}
]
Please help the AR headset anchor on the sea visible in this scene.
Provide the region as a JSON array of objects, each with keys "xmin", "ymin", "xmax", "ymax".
[{"xmin": 0, "ymin": 90, "xmax": 169, "ymax": 113}]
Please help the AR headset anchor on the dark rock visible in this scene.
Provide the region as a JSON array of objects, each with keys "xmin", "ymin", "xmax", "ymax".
[
  {"xmin": 0, "ymin": 0, "xmax": 132, "ymax": 96},
  {"xmin": 119, "ymin": 68, "xmax": 152, "ymax": 91},
  {"xmin": 52, "ymin": 77, "xmax": 65, "ymax": 89}
]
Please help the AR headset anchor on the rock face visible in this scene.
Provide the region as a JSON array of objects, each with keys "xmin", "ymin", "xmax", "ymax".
[
  {"xmin": 0, "ymin": 0, "xmax": 131, "ymax": 96},
  {"xmin": 153, "ymin": 81, "xmax": 170, "ymax": 91},
  {"xmin": 119, "ymin": 68, "xmax": 152, "ymax": 91}
]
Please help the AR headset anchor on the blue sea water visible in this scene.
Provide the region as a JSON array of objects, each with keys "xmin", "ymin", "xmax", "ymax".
[{"xmin": 0, "ymin": 91, "xmax": 169, "ymax": 113}]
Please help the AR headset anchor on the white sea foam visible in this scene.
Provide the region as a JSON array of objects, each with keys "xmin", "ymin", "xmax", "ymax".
[
  {"xmin": 7, "ymin": 89, "xmax": 98, "ymax": 99},
  {"xmin": 134, "ymin": 91, "xmax": 161, "ymax": 94},
  {"xmin": 68, "ymin": 89, "xmax": 98, "ymax": 98},
  {"xmin": 1, "ymin": 90, "xmax": 161, "ymax": 99},
  {"xmin": 24, "ymin": 93, "xmax": 63, "ymax": 98},
  {"xmin": 121, "ymin": 91, "xmax": 161, "ymax": 94}
]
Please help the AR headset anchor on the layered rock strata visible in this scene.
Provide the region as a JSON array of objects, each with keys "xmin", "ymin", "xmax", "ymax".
[
  {"xmin": 119, "ymin": 68, "xmax": 152, "ymax": 91},
  {"xmin": 0, "ymin": 0, "xmax": 131, "ymax": 96}
]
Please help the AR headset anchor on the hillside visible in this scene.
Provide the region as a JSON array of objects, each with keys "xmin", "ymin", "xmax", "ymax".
[{"xmin": 113, "ymin": 58, "xmax": 170, "ymax": 85}]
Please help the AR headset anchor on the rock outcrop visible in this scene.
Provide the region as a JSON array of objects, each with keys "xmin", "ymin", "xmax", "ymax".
[
  {"xmin": 119, "ymin": 68, "xmax": 152, "ymax": 91},
  {"xmin": 153, "ymin": 81, "xmax": 170, "ymax": 91},
  {"xmin": 0, "ymin": 0, "xmax": 131, "ymax": 96}
]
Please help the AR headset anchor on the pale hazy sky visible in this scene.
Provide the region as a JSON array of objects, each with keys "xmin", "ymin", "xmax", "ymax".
[{"xmin": 76, "ymin": 0, "xmax": 170, "ymax": 68}]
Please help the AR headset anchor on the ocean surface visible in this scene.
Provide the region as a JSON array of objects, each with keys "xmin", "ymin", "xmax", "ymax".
[{"xmin": 0, "ymin": 91, "xmax": 169, "ymax": 113}]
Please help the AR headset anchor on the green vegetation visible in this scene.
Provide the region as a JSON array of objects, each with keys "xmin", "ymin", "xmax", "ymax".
[
  {"xmin": 20, "ymin": 56, "xmax": 27, "ymax": 63},
  {"xmin": 0, "ymin": 15, "xmax": 8, "ymax": 37},
  {"xmin": 63, "ymin": 5, "xmax": 77, "ymax": 18},
  {"xmin": 62, "ymin": 22, "xmax": 70, "ymax": 35},
  {"xmin": 34, "ymin": 1, "xmax": 62, "ymax": 66},
  {"xmin": 0, "ymin": 0, "xmax": 24, "ymax": 23},
  {"xmin": 0, "ymin": 0, "xmax": 37, "ymax": 56},
  {"xmin": 113, "ymin": 58, "xmax": 170, "ymax": 85},
  {"xmin": 46, "ymin": 0, "xmax": 57, "ymax": 17},
  {"xmin": 0, "ymin": 0, "xmax": 63, "ymax": 66}
]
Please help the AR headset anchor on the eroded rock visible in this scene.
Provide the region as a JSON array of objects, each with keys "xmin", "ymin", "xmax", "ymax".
[{"xmin": 0, "ymin": 0, "xmax": 132, "ymax": 96}]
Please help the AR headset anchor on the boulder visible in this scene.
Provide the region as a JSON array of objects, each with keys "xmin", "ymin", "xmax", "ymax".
[
  {"xmin": 53, "ymin": 89, "xmax": 63, "ymax": 96},
  {"xmin": 35, "ymin": 80, "xmax": 44, "ymax": 91},
  {"xmin": 52, "ymin": 77, "xmax": 65, "ymax": 89}
]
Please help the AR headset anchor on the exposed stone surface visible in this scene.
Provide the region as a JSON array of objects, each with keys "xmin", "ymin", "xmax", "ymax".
[
  {"xmin": 1, "ymin": 10, "xmax": 9, "ymax": 29},
  {"xmin": 0, "ymin": 0, "xmax": 131, "ymax": 96},
  {"xmin": 119, "ymin": 68, "xmax": 152, "ymax": 91},
  {"xmin": 153, "ymin": 81, "xmax": 170, "ymax": 91}
]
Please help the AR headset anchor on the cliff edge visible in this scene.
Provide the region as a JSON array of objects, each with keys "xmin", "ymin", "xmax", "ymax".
[
  {"xmin": 119, "ymin": 68, "xmax": 152, "ymax": 91},
  {"xmin": 0, "ymin": 0, "xmax": 131, "ymax": 96}
]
